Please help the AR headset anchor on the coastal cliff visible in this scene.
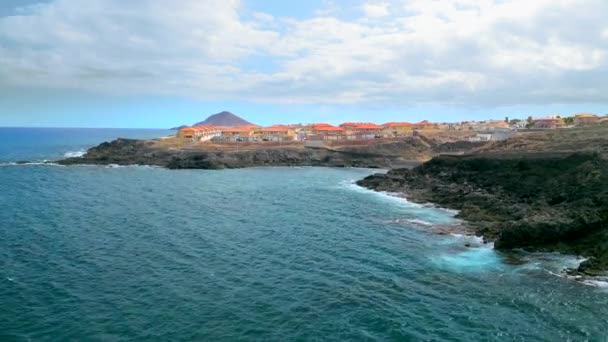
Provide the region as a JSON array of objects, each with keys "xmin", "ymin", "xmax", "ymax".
[
  {"xmin": 57, "ymin": 138, "xmax": 432, "ymax": 169},
  {"xmin": 357, "ymin": 152, "xmax": 608, "ymax": 275}
]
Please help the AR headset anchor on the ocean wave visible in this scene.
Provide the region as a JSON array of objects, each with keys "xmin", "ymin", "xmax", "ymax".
[
  {"xmin": 450, "ymin": 233, "xmax": 486, "ymax": 245},
  {"xmin": 343, "ymin": 180, "xmax": 463, "ymax": 217},
  {"xmin": 551, "ymin": 271, "xmax": 608, "ymax": 289},
  {"xmin": 506, "ymin": 252, "xmax": 608, "ymax": 288},
  {"xmin": 63, "ymin": 150, "xmax": 86, "ymax": 158},
  {"xmin": 102, "ymin": 164, "xmax": 162, "ymax": 169},
  {"xmin": 405, "ymin": 218, "xmax": 433, "ymax": 226},
  {"xmin": 342, "ymin": 181, "xmax": 423, "ymax": 208},
  {"xmin": 580, "ymin": 278, "xmax": 608, "ymax": 289},
  {"xmin": 432, "ymin": 243, "xmax": 503, "ymax": 272},
  {"xmin": 0, "ymin": 161, "xmax": 63, "ymax": 167}
]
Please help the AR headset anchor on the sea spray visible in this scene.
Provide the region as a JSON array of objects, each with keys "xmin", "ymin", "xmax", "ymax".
[{"xmin": 63, "ymin": 150, "xmax": 87, "ymax": 158}]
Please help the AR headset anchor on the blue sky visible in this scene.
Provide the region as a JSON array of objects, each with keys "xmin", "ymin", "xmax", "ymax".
[{"xmin": 1, "ymin": 0, "xmax": 608, "ymax": 128}]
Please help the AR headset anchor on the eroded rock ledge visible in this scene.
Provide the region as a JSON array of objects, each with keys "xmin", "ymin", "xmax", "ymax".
[{"xmin": 357, "ymin": 153, "xmax": 608, "ymax": 275}]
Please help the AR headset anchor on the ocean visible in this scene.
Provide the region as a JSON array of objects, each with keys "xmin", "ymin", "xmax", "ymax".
[{"xmin": 1, "ymin": 128, "xmax": 607, "ymax": 341}]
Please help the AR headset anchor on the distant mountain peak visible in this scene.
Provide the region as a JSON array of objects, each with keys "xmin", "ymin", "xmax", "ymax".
[{"xmin": 194, "ymin": 111, "xmax": 255, "ymax": 127}]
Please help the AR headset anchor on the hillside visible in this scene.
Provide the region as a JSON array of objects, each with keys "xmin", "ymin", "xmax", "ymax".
[
  {"xmin": 476, "ymin": 125, "xmax": 608, "ymax": 157},
  {"xmin": 194, "ymin": 111, "xmax": 254, "ymax": 127}
]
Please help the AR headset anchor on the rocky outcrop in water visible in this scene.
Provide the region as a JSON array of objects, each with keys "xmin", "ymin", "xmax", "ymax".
[{"xmin": 357, "ymin": 153, "xmax": 608, "ymax": 275}]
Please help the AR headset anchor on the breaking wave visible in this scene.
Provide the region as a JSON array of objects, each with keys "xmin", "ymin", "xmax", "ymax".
[
  {"xmin": 0, "ymin": 161, "xmax": 62, "ymax": 167},
  {"xmin": 63, "ymin": 150, "xmax": 86, "ymax": 158}
]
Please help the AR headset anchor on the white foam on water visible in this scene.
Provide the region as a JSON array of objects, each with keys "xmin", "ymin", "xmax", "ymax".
[
  {"xmin": 520, "ymin": 253, "xmax": 585, "ymax": 273},
  {"xmin": 507, "ymin": 252, "xmax": 608, "ymax": 288},
  {"xmin": 406, "ymin": 218, "xmax": 433, "ymax": 226},
  {"xmin": 63, "ymin": 150, "xmax": 86, "ymax": 158},
  {"xmin": 100, "ymin": 164, "xmax": 162, "ymax": 170},
  {"xmin": 347, "ymin": 176, "xmax": 608, "ymax": 287},
  {"xmin": 433, "ymin": 244, "xmax": 503, "ymax": 272},
  {"xmin": 347, "ymin": 180, "xmax": 461, "ymax": 216},
  {"xmin": 450, "ymin": 233, "xmax": 486, "ymax": 245},
  {"xmin": 343, "ymin": 181, "xmax": 423, "ymax": 208},
  {"xmin": 0, "ymin": 161, "xmax": 63, "ymax": 167},
  {"xmin": 555, "ymin": 272, "xmax": 608, "ymax": 289},
  {"xmin": 436, "ymin": 207, "xmax": 460, "ymax": 215},
  {"xmin": 580, "ymin": 278, "xmax": 608, "ymax": 289}
]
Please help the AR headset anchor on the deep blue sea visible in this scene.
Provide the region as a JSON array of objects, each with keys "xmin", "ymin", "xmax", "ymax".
[{"xmin": 1, "ymin": 128, "xmax": 607, "ymax": 341}]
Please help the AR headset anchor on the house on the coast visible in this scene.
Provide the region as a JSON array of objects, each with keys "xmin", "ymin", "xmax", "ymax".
[
  {"xmin": 258, "ymin": 125, "xmax": 296, "ymax": 141},
  {"xmin": 217, "ymin": 125, "xmax": 258, "ymax": 142},
  {"xmin": 573, "ymin": 113, "xmax": 600, "ymax": 126},
  {"xmin": 308, "ymin": 123, "xmax": 345, "ymax": 140},
  {"xmin": 469, "ymin": 133, "xmax": 493, "ymax": 142},
  {"xmin": 469, "ymin": 126, "xmax": 513, "ymax": 142},
  {"xmin": 509, "ymin": 120, "xmax": 527, "ymax": 130},
  {"xmin": 178, "ymin": 127, "xmax": 197, "ymax": 139},
  {"xmin": 532, "ymin": 117, "xmax": 563, "ymax": 129},
  {"xmin": 436, "ymin": 122, "xmax": 457, "ymax": 131},
  {"xmin": 473, "ymin": 120, "xmax": 510, "ymax": 131},
  {"xmin": 339, "ymin": 122, "xmax": 382, "ymax": 140},
  {"xmin": 178, "ymin": 126, "xmax": 222, "ymax": 141}
]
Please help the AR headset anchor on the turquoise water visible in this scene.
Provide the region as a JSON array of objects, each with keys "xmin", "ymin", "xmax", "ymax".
[{"xmin": 1, "ymin": 128, "xmax": 607, "ymax": 341}]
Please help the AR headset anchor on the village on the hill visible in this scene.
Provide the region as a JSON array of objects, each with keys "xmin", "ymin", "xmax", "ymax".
[{"xmin": 174, "ymin": 112, "xmax": 608, "ymax": 146}]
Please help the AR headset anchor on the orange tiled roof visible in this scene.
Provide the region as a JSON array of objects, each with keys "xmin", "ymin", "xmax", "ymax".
[
  {"xmin": 261, "ymin": 125, "xmax": 291, "ymax": 132},
  {"xmin": 383, "ymin": 122, "xmax": 414, "ymax": 128},
  {"xmin": 340, "ymin": 122, "xmax": 382, "ymax": 129},
  {"xmin": 574, "ymin": 113, "xmax": 598, "ymax": 118},
  {"xmin": 181, "ymin": 125, "xmax": 222, "ymax": 132},
  {"xmin": 220, "ymin": 126, "xmax": 256, "ymax": 133},
  {"xmin": 196, "ymin": 126, "xmax": 221, "ymax": 131},
  {"xmin": 311, "ymin": 123, "xmax": 344, "ymax": 132}
]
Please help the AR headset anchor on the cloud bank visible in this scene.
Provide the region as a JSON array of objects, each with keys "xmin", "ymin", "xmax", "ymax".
[{"xmin": 1, "ymin": 0, "xmax": 607, "ymax": 107}]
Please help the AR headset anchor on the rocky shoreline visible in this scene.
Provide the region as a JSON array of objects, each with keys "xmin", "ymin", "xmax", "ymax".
[
  {"xmin": 357, "ymin": 152, "xmax": 608, "ymax": 276},
  {"xmin": 56, "ymin": 138, "xmax": 434, "ymax": 169}
]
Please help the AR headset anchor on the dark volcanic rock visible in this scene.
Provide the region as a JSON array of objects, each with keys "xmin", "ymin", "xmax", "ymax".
[
  {"xmin": 57, "ymin": 138, "xmax": 426, "ymax": 170},
  {"xmin": 357, "ymin": 152, "xmax": 608, "ymax": 274}
]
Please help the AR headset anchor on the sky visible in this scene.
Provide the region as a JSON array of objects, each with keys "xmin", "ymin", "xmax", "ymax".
[{"xmin": 1, "ymin": 0, "xmax": 608, "ymax": 128}]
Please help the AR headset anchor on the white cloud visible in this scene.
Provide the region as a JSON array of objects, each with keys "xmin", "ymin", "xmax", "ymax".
[
  {"xmin": 361, "ymin": 2, "xmax": 390, "ymax": 18},
  {"xmin": 0, "ymin": 0, "xmax": 608, "ymax": 107}
]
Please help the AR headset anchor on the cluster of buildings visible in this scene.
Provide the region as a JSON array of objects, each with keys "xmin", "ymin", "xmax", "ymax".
[
  {"xmin": 460, "ymin": 113, "xmax": 608, "ymax": 142},
  {"xmin": 178, "ymin": 121, "xmax": 439, "ymax": 143},
  {"xmin": 177, "ymin": 113, "xmax": 608, "ymax": 143},
  {"xmin": 529, "ymin": 113, "xmax": 607, "ymax": 129}
]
